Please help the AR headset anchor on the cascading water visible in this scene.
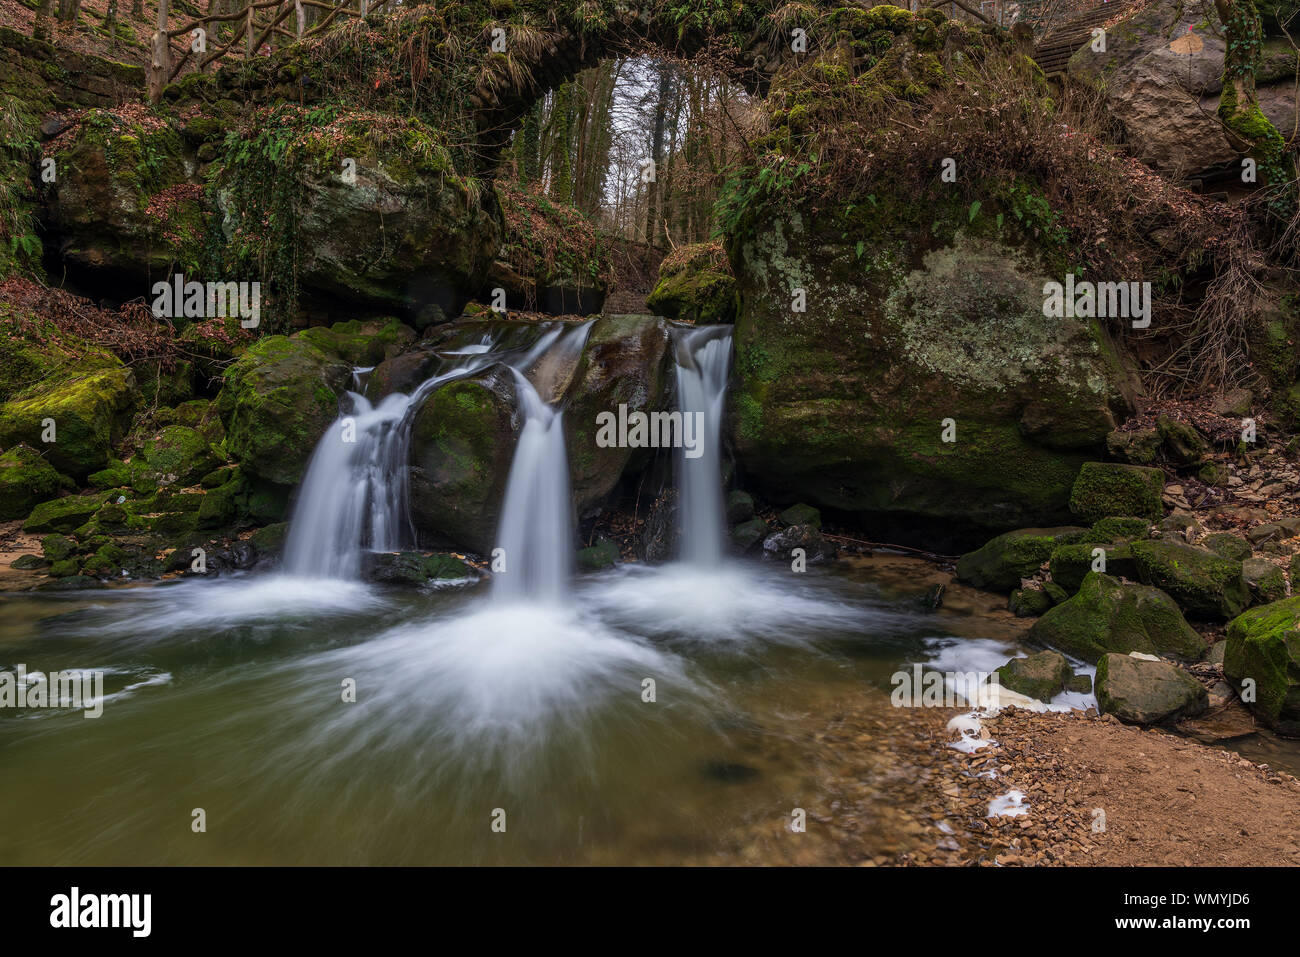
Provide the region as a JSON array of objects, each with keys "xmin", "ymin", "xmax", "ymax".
[
  {"xmin": 491, "ymin": 322, "xmax": 592, "ymax": 604},
  {"xmin": 672, "ymin": 326, "xmax": 733, "ymax": 565},
  {"xmin": 282, "ymin": 344, "xmax": 498, "ymax": 580}
]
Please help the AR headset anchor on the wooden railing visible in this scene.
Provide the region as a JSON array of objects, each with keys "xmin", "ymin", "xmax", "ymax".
[{"xmin": 146, "ymin": 0, "xmax": 393, "ymax": 101}]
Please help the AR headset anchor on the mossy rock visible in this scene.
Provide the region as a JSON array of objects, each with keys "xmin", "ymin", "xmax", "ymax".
[
  {"xmin": 576, "ymin": 538, "xmax": 620, "ymax": 571},
  {"xmin": 1224, "ymin": 595, "xmax": 1300, "ymax": 734},
  {"xmin": 408, "ymin": 372, "xmax": 517, "ymax": 554},
  {"xmin": 135, "ymin": 424, "xmax": 221, "ymax": 488},
  {"xmin": 0, "ymin": 444, "xmax": 68, "ymax": 519},
  {"xmin": 250, "ymin": 521, "xmax": 291, "ymax": 556},
  {"xmin": 996, "ymin": 650, "xmax": 1072, "ymax": 700},
  {"xmin": 22, "ymin": 492, "xmax": 110, "ymax": 534},
  {"xmin": 1095, "ymin": 654, "xmax": 1208, "ymax": 725},
  {"xmin": 646, "ymin": 242, "xmax": 736, "ymax": 325},
  {"xmin": 0, "ymin": 362, "xmax": 138, "ymax": 478},
  {"xmin": 87, "ymin": 458, "xmax": 132, "ymax": 490},
  {"xmin": 1088, "ymin": 516, "xmax": 1150, "ymax": 542},
  {"xmin": 1048, "ymin": 542, "xmax": 1137, "ymax": 593},
  {"xmin": 778, "ymin": 502, "xmax": 822, "ymax": 529},
  {"xmin": 1027, "ymin": 571, "xmax": 1205, "ymax": 663},
  {"xmin": 726, "ymin": 490, "xmax": 755, "ymax": 524},
  {"xmin": 1203, "ymin": 532, "xmax": 1253, "ymax": 562},
  {"xmin": 1008, "ymin": 587, "xmax": 1054, "ymax": 618},
  {"xmin": 360, "ymin": 550, "xmax": 472, "ymax": 585},
  {"xmin": 1155, "ymin": 415, "xmax": 1207, "ymax": 467},
  {"xmin": 1105, "ymin": 428, "xmax": 1161, "ymax": 466},
  {"xmin": 955, "ymin": 526, "xmax": 1086, "ymax": 592},
  {"xmin": 215, "ymin": 333, "xmax": 350, "ymax": 486},
  {"xmin": 1129, "ymin": 540, "xmax": 1250, "ymax": 620},
  {"xmin": 731, "ymin": 517, "xmax": 769, "ymax": 551},
  {"xmin": 40, "ymin": 533, "xmax": 78, "ymax": 562},
  {"xmin": 1068, "ymin": 462, "xmax": 1164, "ymax": 524},
  {"xmin": 1243, "ymin": 557, "xmax": 1288, "ymax": 605},
  {"xmin": 295, "ymin": 318, "xmax": 416, "ymax": 367}
]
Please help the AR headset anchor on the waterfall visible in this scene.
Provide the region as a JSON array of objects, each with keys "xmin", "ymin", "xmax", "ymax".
[
  {"xmin": 282, "ymin": 348, "xmax": 498, "ymax": 580},
  {"xmin": 492, "ymin": 323, "xmax": 592, "ymax": 604},
  {"xmin": 673, "ymin": 326, "xmax": 733, "ymax": 566}
]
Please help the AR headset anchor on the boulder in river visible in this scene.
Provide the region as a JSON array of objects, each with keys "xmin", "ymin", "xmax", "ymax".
[
  {"xmin": 996, "ymin": 650, "xmax": 1073, "ymax": 701},
  {"xmin": 761, "ymin": 524, "xmax": 837, "ymax": 565},
  {"xmin": 955, "ymin": 526, "xmax": 1087, "ymax": 592}
]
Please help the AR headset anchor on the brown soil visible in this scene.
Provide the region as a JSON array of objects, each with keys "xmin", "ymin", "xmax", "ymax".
[
  {"xmin": 937, "ymin": 707, "xmax": 1300, "ymax": 866},
  {"xmin": 0, "ymin": 519, "xmax": 45, "ymax": 591}
]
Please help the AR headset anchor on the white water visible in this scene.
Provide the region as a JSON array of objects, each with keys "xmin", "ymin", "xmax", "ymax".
[
  {"xmin": 492, "ymin": 323, "xmax": 592, "ymax": 605},
  {"xmin": 282, "ymin": 341, "xmax": 500, "ymax": 579},
  {"xmin": 673, "ymin": 326, "xmax": 732, "ymax": 565}
]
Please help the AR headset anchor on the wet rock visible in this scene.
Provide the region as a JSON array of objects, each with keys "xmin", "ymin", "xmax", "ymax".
[
  {"xmin": 1224, "ymin": 596, "xmax": 1300, "ymax": 734},
  {"xmin": 730, "ymin": 517, "xmax": 768, "ymax": 553},
  {"xmin": 215, "ymin": 332, "xmax": 350, "ymax": 487},
  {"xmin": 576, "ymin": 538, "xmax": 619, "ymax": 571},
  {"xmin": 1068, "ymin": 462, "xmax": 1164, "ymax": 524},
  {"xmin": 955, "ymin": 527, "xmax": 1086, "ymax": 592},
  {"xmin": 1095, "ymin": 653, "xmax": 1208, "ymax": 725},
  {"xmin": 1065, "ymin": 672, "xmax": 1093, "ymax": 694},
  {"xmin": 761, "ymin": 524, "xmax": 836, "ymax": 564},
  {"xmin": 1129, "ymin": 541, "xmax": 1250, "ymax": 620},
  {"xmin": 996, "ymin": 650, "xmax": 1072, "ymax": 701},
  {"xmin": 640, "ymin": 489, "xmax": 679, "ymax": 563},
  {"xmin": 361, "ymin": 550, "xmax": 473, "ymax": 586},
  {"xmin": 1243, "ymin": 558, "xmax": 1287, "ymax": 604},
  {"xmin": 726, "ymin": 490, "xmax": 755, "ymax": 524},
  {"xmin": 1028, "ymin": 571, "xmax": 1205, "ymax": 663},
  {"xmin": 646, "ymin": 242, "xmax": 736, "ymax": 324},
  {"xmin": 10, "ymin": 554, "xmax": 47, "ymax": 570},
  {"xmin": 249, "ymin": 522, "xmax": 291, "ymax": 557}
]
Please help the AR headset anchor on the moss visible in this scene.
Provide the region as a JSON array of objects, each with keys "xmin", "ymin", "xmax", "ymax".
[
  {"xmin": 1129, "ymin": 541, "xmax": 1251, "ymax": 620},
  {"xmin": 955, "ymin": 526, "xmax": 1084, "ymax": 591},
  {"xmin": 1068, "ymin": 462, "xmax": 1164, "ymax": 523},
  {"xmin": 22, "ymin": 492, "xmax": 111, "ymax": 534},
  {"xmin": 0, "ymin": 443, "xmax": 68, "ymax": 519},
  {"xmin": 1223, "ymin": 595, "xmax": 1300, "ymax": 732}
]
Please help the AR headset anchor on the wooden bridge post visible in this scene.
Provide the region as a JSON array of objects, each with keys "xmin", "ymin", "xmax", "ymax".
[{"xmin": 147, "ymin": 0, "xmax": 170, "ymax": 104}]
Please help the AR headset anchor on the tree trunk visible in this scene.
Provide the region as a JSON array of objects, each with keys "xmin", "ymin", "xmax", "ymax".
[
  {"xmin": 58, "ymin": 0, "xmax": 82, "ymax": 23},
  {"xmin": 146, "ymin": 0, "xmax": 170, "ymax": 103},
  {"xmin": 34, "ymin": 0, "xmax": 57, "ymax": 39},
  {"xmin": 1213, "ymin": 0, "xmax": 1294, "ymax": 199}
]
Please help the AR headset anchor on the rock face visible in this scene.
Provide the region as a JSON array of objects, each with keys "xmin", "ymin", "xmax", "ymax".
[
  {"xmin": 1129, "ymin": 540, "xmax": 1250, "ymax": 620},
  {"xmin": 1095, "ymin": 653, "xmax": 1209, "ymax": 725},
  {"xmin": 216, "ymin": 331, "xmax": 350, "ymax": 487},
  {"xmin": 1224, "ymin": 596, "xmax": 1300, "ymax": 734},
  {"xmin": 956, "ymin": 526, "xmax": 1087, "ymax": 592},
  {"xmin": 1068, "ymin": 0, "xmax": 1300, "ymax": 181},
  {"xmin": 730, "ymin": 216, "xmax": 1130, "ymax": 548},
  {"xmin": 1028, "ymin": 571, "xmax": 1205, "ymax": 663}
]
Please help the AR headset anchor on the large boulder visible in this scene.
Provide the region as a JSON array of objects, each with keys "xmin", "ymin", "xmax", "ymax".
[
  {"xmin": 955, "ymin": 526, "xmax": 1087, "ymax": 591},
  {"xmin": 730, "ymin": 220, "xmax": 1130, "ymax": 548},
  {"xmin": 408, "ymin": 371, "xmax": 518, "ymax": 554},
  {"xmin": 1048, "ymin": 541, "xmax": 1138, "ymax": 593},
  {"xmin": 1028, "ymin": 571, "xmax": 1205, "ymax": 663},
  {"xmin": 1129, "ymin": 540, "xmax": 1251, "ymax": 620},
  {"xmin": 1095, "ymin": 653, "xmax": 1209, "ymax": 725},
  {"xmin": 996, "ymin": 650, "xmax": 1073, "ymax": 701},
  {"xmin": 0, "ymin": 360, "xmax": 137, "ymax": 479},
  {"xmin": 215, "ymin": 332, "xmax": 350, "ymax": 486},
  {"xmin": 645, "ymin": 241, "xmax": 737, "ymax": 324},
  {"xmin": 1224, "ymin": 595, "xmax": 1300, "ymax": 734},
  {"xmin": 212, "ymin": 109, "xmax": 501, "ymax": 322},
  {"xmin": 1068, "ymin": 0, "xmax": 1300, "ymax": 181}
]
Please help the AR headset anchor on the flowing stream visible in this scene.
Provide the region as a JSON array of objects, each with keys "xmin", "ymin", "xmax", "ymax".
[{"xmin": 673, "ymin": 325, "xmax": 733, "ymax": 565}]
